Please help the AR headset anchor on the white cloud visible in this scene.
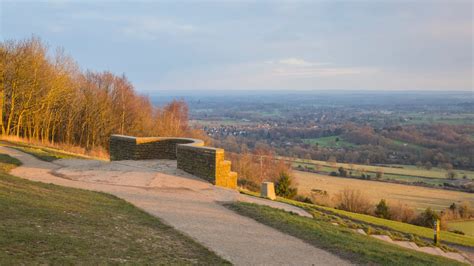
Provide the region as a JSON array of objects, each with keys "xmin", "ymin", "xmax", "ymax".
[
  {"xmin": 278, "ymin": 58, "xmax": 316, "ymax": 67},
  {"xmin": 267, "ymin": 58, "xmax": 376, "ymax": 78}
]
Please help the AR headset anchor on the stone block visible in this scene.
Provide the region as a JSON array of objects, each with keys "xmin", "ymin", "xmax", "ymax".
[{"xmin": 261, "ymin": 182, "xmax": 276, "ymax": 200}]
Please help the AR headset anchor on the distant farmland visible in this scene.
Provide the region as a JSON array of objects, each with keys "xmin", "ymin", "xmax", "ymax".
[
  {"xmin": 302, "ymin": 136, "xmax": 356, "ymax": 148},
  {"xmin": 294, "ymin": 170, "xmax": 474, "ymax": 212},
  {"xmin": 287, "ymin": 157, "xmax": 474, "ymax": 180}
]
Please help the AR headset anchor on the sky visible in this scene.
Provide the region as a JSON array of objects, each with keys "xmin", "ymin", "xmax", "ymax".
[{"xmin": 1, "ymin": 0, "xmax": 472, "ymax": 93}]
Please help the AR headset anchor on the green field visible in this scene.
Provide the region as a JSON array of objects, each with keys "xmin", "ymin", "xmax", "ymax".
[
  {"xmin": 289, "ymin": 157, "xmax": 474, "ymax": 180},
  {"xmin": 401, "ymin": 113, "xmax": 474, "ymax": 125},
  {"xmin": 303, "ymin": 135, "xmax": 427, "ymax": 151},
  {"xmin": 296, "ymin": 162, "xmax": 456, "ymax": 187},
  {"xmin": 190, "ymin": 119, "xmax": 256, "ymax": 127},
  {"xmin": 382, "ymin": 173, "xmax": 447, "ymax": 186},
  {"xmin": 448, "ymin": 221, "xmax": 474, "ymax": 236},
  {"xmin": 303, "ymin": 136, "xmax": 356, "ymax": 148},
  {"xmin": 0, "ymin": 154, "xmax": 228, "ymax": 264},
  {"xmin": 390, "ymin": 139, "xmax": 425, "ymax": 150},
  {"xmin": 226, "ymin": 202, "xmax": 464, "ymax": 265},
  {"xmin": 293, "ymin": 159, "xmax": 474, "ymax": 191}
]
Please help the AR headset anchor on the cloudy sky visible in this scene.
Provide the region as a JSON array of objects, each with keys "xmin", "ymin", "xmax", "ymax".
[{"xmin": 1, "ymin": 0, "xmax": 472, "ymax": 92}]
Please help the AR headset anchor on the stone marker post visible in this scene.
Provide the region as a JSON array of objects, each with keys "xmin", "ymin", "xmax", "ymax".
[
  {"xmin": 434, "ymin": 219, "xmax": 440, "ymax": 245},
  {"xmin": 261, "ymin": 182, "xmax": 276, "ymax": 200}
]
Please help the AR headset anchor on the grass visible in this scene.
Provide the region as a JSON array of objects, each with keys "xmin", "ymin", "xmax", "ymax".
[
  {"xmin": 275, "ymin": 197, "xmax": 474, "ymax": 248},
  {"xmin": 0, "ymin": 154, "xmax": 229, "ymax": 264},
  {"xmin": 9, "ymin": 146, "xmax": 79, "ymax": 162},
  {"xmin": 296, "ymin": 162, "xmax": 458, "ymax": 187},
  {"xmin": 0, "ymin": 154, "xmax": 21, "ymax": 172},
  {"xmin": 226, "ymin": 202, "xmax": 465, "ymax": 265},
  {"xmin": 294, "ymin": 170, "xmax": 474, "ymax": 212},
  {"xmin": 390, "ymin": 139, "xmax": 425, "ymax": 151},
  {"xmin": 238, "ymin": 189, "xmax": 474, "ymax": 248},
  {"xmin": 302, "ymin": 135, "xmax": 356, "ymax": 148},
  {"xmin": 0, "ymin": 140, "xmax": 86, "ymax": 162},
  {"xmin": 448, "ymin": 221, "xmax": 474, "ymax": 237},
  {"xmin": 0, "ymin": 136, "xmax": 109, "ymax": 159}
]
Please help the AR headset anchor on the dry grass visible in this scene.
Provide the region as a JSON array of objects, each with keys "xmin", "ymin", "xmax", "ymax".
[
  {"xmin": 0, "ymin": 136, "xmax": 109, "ymax": 160},
  {"xmin": 294, "ymin": 170, "xmax": 474, "ymax": 212}
]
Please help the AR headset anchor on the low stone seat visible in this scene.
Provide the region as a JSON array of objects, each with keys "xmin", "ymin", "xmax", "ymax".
[{"xmin": 261, "ymin": 182, "xmax": 276, "ymax": 200}]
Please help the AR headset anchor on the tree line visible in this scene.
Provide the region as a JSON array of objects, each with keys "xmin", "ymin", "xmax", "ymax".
[
  {"xmin": 0, "ymin": 37, "xmax": 202, "ymax": 152},
  {"xmin": 214, "ymin": 122, "xmax": 474, "ymax": 169}
]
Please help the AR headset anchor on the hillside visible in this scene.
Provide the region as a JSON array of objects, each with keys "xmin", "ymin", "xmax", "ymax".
[
  {"xmin": 227, "ymin": 202, "xmax": 466, "ymax": 265},
  {"xmin": 0, "ymin": 154, "xmax": 228, "ymax": 264}
]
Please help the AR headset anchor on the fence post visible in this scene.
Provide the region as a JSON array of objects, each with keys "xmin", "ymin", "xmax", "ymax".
[{"xmin": 434, "ymin": 219, "xmax": 440, "ymax": 245}]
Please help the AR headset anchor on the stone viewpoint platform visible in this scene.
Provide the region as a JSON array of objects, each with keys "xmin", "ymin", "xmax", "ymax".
[{"xmin": 109, "ymin": 135, "xmax": 237, "ymax": 189}]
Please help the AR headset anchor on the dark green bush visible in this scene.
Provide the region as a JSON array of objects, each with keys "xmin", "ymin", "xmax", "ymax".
[{"xmin": 275, "ymin": 171, "xmax": 297, "ymax": 199}]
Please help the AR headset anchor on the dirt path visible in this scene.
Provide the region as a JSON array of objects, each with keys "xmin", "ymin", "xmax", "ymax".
[{"xmin": 0, "ymin": 146, "xmax": 350, "ymax": 266}]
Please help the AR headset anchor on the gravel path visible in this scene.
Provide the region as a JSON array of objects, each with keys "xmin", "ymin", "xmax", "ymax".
[{"xmin": 1, "ymin": 146, "xmax": 350, "ymax": 266}]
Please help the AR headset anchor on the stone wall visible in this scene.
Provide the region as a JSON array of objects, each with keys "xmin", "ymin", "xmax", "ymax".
[{"xmin": 109, "ymin": 134, "xmax": 237, "ymax": 189}]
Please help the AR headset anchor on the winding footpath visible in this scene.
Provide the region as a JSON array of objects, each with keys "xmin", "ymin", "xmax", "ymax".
[{"xmin": 0, "ymin": 146, "xmax": 350, "ymax": 266}]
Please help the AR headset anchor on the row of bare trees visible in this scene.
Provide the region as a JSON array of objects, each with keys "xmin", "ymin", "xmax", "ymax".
[
  {"xmin": 227, "ymin": 147, "xmax": 293, "ymax": 191},
  {"xmin": 0, "ymin": 37, "xmax": 198, "ymax": 151}
]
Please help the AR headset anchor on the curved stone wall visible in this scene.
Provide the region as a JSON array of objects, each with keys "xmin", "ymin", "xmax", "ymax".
[{"xmin": 109, "ymin": 134, "xmax": 237, "ymax": 189}]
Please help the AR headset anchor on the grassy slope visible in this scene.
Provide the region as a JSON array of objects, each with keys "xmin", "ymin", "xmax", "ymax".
[
  {"xmin": 448, "ymin": 221, "xmax": 474, "ymax": 237},
  {"xmin": 0, "ymin": 140, "xmax": 102, "ymax": 161},
  {"xmin": 239, "ymin": 190, "xmax": 473, "ymax": 247},
  {"xmin": 226, "ymin": 202, "xmax": 464, "ymax": 266},
  {"xmin": 0, "ymin": 154, "xmax": 22, "ymax": 172},
  {"xmin": 0, "ymin": 154, "xmax": 228, "ymax": 264},
  {"xmin": 277, "ymin": 197, "xmax": 474, "ymax": 247}
]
